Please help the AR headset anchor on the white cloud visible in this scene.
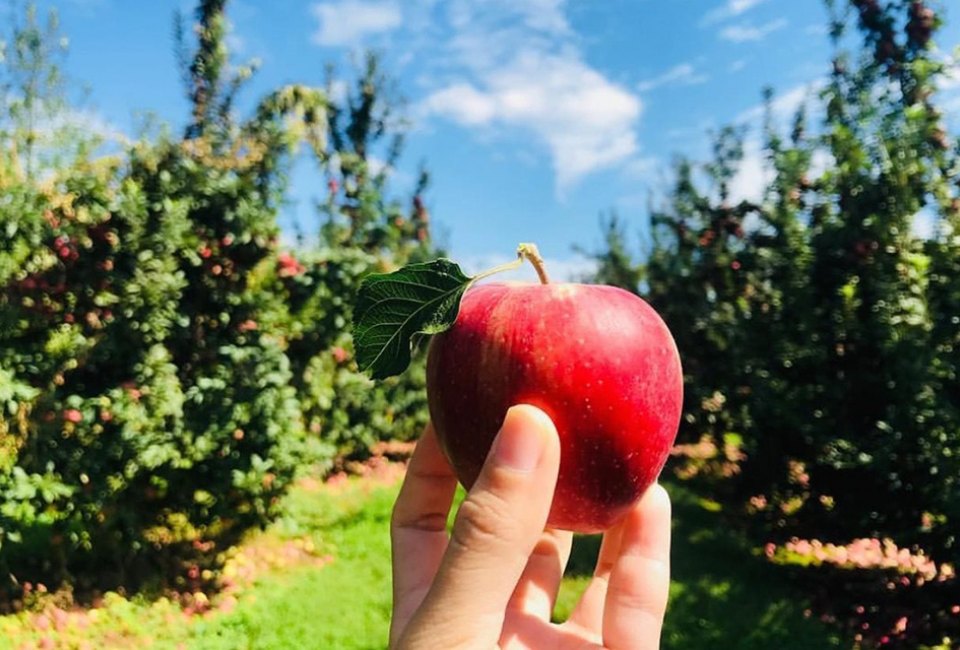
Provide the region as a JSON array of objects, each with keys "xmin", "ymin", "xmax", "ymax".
[
  {"xmin": 23, "ymin": 110, "xmax": 128, "ymax": 181},
  {"xmin": 423, "ymin": 51, "xmax": 640, "ymax": 191},
  {"xmin": 418, "ymin": 1, "xmax": 643, "ymax": 193},
  {"xmin": 514, "ymin": 0, "xmax": 572, "ymax": 35},
  {"xmin": 420, "ymin": 83, "xmax": 497, "ymax": 126},
  {"xmin": 310, "ymin": 1, "xmax": 402, "ymax": 47},
  {"xmin": 701, "ymin": 0, "xmax": 768, "ymax": 26},
  {"xmin": 327, "ymin": 79, "xmax": 349, "ymax": 105},
  {"xmin": 728, "ymin": 137, "xmax": 773, "ymax": 204},
  {"xmin": 665, "ymin": 118, "xmax": 718, "ymax": 145},
  {"xmin": 43, "ymin": 109, "xmax": 128, "ymax": 144},
  {"xmin": 937, "ymin": 63, "xmax": 960, "ymax": 115},
  {"xmin": 937, "ymin": 60, "xmax": 960, "ymax": 120},
  {"xmin": 637, "ymin": 63, "xmax": 709, "ymax": 92},
  {"xmin": 736, "ymin": 81, "xmax": 825, "ymax": 125},
  {"xmin": 364, "ymin": 154, "xmax": 413, "ymax": 186},
  {"xmin": 621, "ymin": 156, "xmax": 660, "ymax": 182},
  {"xmin": 809, "ymin": 148, "xmax": 834, "ymax": 178},
  {"xmin": 310, "ymin": 0, "xmax": 646, "ymax": 193},
  {"xmin": 720, "ymin": 18, "xmax": 788, "ymax": 43},
  {"xmin": 226, "ymin": 33, "xmax": 246, "ymax": 55},
  {"xmin": 725, "ymin": 80, "xmax": 838, "ymax": 204},
  {"xmin": 446, "ymin": 0, "xmax": 570, "ymax": 37},
  {"xmin": 943, "ymin": 94, "xmax": 960, "ymax": 114},
  {"xmin": 730, "ymin": 0, "xmax": 767, "ymax": 13},
  {"xmin": 912, "ymin": 207, "xmax": 938, "ymax": 240},
  {"xmin": 940, "ymin": 64, "xmax": 960, "ymax": 91}
]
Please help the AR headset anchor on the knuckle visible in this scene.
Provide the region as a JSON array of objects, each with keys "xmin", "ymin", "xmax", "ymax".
[
  {"xmin": 609, "ymin": 558, "xmax": 670, "ymax": 612},
  {"xmin": 390, "ymin": 500, "xmax": 408, "ymax": 532},
  {"xmin": 391, "ymin": 505, "xmax": 448, "ymax": 535},
  {"xmin": 449, "ymin": 490, "xmax": 517, "ymax": 555},
  {"xmin": 594, "ymin": 557, "xmax": 616, "ymax": 576}
]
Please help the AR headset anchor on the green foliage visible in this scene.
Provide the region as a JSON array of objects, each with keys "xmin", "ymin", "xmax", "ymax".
[
  {"xmin": 645, "ymin": 133, "xmax": 759, "ymax": 448},
  {"xmin": 319, "ymin": 52, "xmax": 432, "ymax": 261},
  {"xmin": 576, "ymin": 213, "xmax": 645, "ymax": 292},
  {"xmin": 265, "ymin": 56, "xmax": 436, "ymax": 457},
  {"xmin": 0, "ymin": 1, "xmax": 82, "ymax": 179},
  {"xmin": 593, "ymin": 0, "xmax": 960, "ymax": 581},
  {"xmin": 273, "ymin": 245, "xmax": 430, "ymax": 458},
  {"xmin": 354, "ymin": 259, "xmax": 472, "ymax": 379},
  {"xmin": 0, "ymin": 0, "xmax": 432, "ymax": 598}
]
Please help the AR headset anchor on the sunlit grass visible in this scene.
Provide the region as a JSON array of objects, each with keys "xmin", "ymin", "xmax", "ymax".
[{"xmin": 0, "ymin": 472, "xmax": 847, "ymax": 649}]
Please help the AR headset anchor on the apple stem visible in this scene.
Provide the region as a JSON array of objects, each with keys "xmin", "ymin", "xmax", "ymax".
[
  {"xmin": 472, "ymin": 243, "xmax": 552, "ymax": 285},
  {"xmin": 517, "ymin": 243, "xmax": 551, "ymax": 284},
  {"xmin": 473, "ymin": 257, "xmax": 525, "ymax": 282}
]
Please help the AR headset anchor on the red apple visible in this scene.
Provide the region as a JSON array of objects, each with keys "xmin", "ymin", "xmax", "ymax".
[{"xmin": 426, "ymin": 282, "xmax": 683, "ymax": 533}]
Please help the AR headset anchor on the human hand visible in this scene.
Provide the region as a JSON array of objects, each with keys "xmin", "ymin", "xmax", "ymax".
[{"xmin": 390, "ymin": 404, "xmax": 671, "ymax": 649}]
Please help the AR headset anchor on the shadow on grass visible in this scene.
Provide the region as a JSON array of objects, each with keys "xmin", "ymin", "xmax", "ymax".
[{"xmin": 556, "ymin": 481, "xmax": 848, "ymax": 649}]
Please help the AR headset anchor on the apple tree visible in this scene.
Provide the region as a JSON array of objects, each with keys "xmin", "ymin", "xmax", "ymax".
[{"xmin": 595, "ymin": 0, "xmax": 960, "ymax": 575}]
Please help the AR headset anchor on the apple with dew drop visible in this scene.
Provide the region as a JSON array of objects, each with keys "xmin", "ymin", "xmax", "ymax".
[{"xmin": 426, "ymin": 279, "xmax": 683, "ymax": 533}]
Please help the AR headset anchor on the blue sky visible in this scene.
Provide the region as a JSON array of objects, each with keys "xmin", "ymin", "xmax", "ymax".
[{"xmin": 31, "ymin": 0, "xmax": 960, "ymax": 279}]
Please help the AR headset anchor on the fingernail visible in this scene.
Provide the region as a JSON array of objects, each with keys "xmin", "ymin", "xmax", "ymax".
[{"xmin": 492, "ymin": 406, "xmax": 549, "ymax": 472}]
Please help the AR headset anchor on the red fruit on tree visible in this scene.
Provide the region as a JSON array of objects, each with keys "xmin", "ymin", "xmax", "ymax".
[
  {"xmin": 331, "ymin": 346, "xmax": 350, "ymax": 364},
  {"xmin": 426, "ymin": 281, "xmax": 683, "ymax": 533},
  {"xmin": 277, "ymin": 251, "xmax": 305, "ymax": 277}
]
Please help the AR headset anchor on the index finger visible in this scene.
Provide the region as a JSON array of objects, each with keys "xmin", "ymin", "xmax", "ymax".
[{"xmin": 389, "ymin": 424, "xmax": 459, "ymax": 646}]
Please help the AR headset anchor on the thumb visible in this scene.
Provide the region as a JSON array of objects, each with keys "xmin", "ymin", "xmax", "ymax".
[{"xmin": 397, "ymin": 404, "xmax": 560, "ymax": 649}]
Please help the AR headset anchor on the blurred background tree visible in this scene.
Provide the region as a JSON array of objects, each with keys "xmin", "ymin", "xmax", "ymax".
[
  {"xmin": 0, "ymin": 0, "xmax": 432, "ymax": 600},
  {"xmin": 591, "ymin": 0, "xmax": 960, "ymax": 575}
]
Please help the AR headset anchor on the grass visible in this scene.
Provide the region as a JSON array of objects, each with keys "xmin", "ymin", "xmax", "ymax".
[
  {"xmin": 0, "ymin": 468, "xmax": 848, "ymax": 649},
  {"xmin": 556, "ymin": 484, "xmax": 847, "ymax": 648},
  {"xmin": 173, "ymin": 482, "xmax": 398, "ymax": 650}
]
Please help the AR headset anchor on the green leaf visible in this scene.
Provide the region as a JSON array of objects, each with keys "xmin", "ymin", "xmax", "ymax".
[{"xmin": 353, "ymin": 259, "xmax": 472, "ymax": 379}]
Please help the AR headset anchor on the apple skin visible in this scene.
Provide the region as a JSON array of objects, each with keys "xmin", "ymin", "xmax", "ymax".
[{"xmin": 426, "ymin": 282, "xmax": 683, "ymax": 533}]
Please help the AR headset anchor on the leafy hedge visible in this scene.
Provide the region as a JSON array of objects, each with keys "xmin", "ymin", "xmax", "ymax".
[
  {"xmin": 583, "ymin": 5, "xmax": 959, "ymax": 644},
  {"xmin": 0, "ymin": 2, "xmax": 429, "ymax": 599},
  {"xmin": 275, "ymin": 246, "xmax": 429, "ymax": 459},
  {"xmin": 590, "ymin": 0, "xmax": 960, "ymax": 570}
]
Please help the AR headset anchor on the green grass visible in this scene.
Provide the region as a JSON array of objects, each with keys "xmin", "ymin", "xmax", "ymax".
[
  {"xmin": 0, "ymin": 474, "xmax": 847, "ymax": 649},
  {"xmin": 176, "ymin": 482, "xmax": 399, "ymax": 650},
  {"xmin": 556, "ymin": 483, "xmax": 846, "ymax": 649}
]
